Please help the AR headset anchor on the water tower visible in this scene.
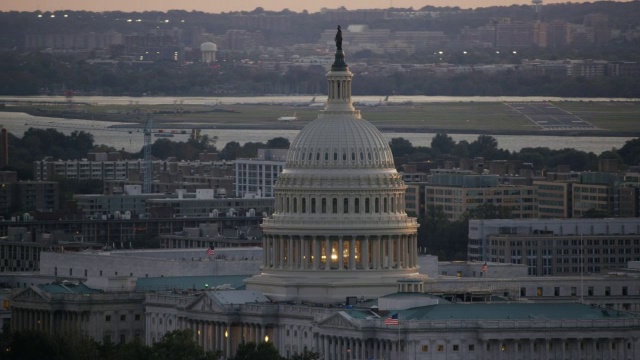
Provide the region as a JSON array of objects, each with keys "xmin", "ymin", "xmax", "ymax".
[
  {"xmin": 200, "ymin": 42, "xmax": 217, "ymax": 63},
  {"xmin": 532, "ymin": 0, "xmax": 543, "ymax": 13}
]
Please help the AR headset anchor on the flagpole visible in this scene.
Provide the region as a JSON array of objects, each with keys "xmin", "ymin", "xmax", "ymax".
[{"xmin": 396, "ymin": 321, "xmax": 400, "ymax": 360}]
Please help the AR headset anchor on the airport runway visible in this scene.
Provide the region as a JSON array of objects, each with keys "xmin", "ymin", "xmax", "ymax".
[{"xmin": 504, "ymin": 102, "xmax": 599, "ymax": 130}]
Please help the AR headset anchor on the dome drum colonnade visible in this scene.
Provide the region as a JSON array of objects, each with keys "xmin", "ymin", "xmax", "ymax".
[{"xmin": 246, "ymin": 37, "xmax": 424, "ymax": 303}]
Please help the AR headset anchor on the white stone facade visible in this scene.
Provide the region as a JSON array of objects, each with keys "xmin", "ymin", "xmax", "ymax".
[{"xmin": 245, "ymin": 49, "xmax": 423, "ymax": 303}]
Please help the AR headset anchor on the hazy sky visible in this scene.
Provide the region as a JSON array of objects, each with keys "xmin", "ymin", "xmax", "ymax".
[{"xmin": 0, "ymin": 0, "xmax": 630, "ymax": 13}]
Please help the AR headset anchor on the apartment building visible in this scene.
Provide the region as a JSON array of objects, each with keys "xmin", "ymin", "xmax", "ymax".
[
  {"xmin": 234, "ymin": 149, "xmax": 286, "ymax": 198},
  {"xmin": 425, "ymin": 174, "xmax": 537, "ymax": 220},
  {"xmin": 469, "ymin": 218, "xmax": 640, "ymax": 276}
]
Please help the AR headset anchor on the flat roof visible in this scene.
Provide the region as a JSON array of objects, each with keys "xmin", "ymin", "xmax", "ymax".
[
  {"xmin": 39, "ymin": 282, "xmax": 100, "ymax": 294},
  {"xmin": 136, "ymin": 275, "xmax": 251, "ymax": 291},
  {"xmin": 399, "ymin": 302, "xmax": 635, "ymax": 321}
]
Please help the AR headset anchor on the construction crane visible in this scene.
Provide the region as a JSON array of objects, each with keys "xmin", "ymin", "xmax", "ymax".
[{"xmin": 143, "ymin": 115, "xmax": 153, "ymax": 194}]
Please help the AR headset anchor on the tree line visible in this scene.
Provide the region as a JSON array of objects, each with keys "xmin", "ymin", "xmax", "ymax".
[
  {"xmin": 0, "ymin": 329, "xmax": 319, "ymax": 360},
  {"xmin": 2, "ymin": 52, "xmax": 640, "ymax": 97},
  {"xmin": 391, "ymin": 133, "xmax": 640, "ymax": 171}
]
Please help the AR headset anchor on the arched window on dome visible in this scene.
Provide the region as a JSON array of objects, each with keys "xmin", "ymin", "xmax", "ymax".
[
  {"xmin": 391, "ymin": 197, "xmax": 395, "ymax": 213},
  {"xmin": 365, "ymin": 198, "xmax": 370, "ymax": 213},
  {"xmin": 334, "ymin": 152, "xmax": 338, "ymax": 161},
  {"xmin": 343, "ymin": 198, "xmax": 349, "ymax": 213},
  {"xmin": 311, "ymin": 198, "xmax": 316, "ymax": 213},
  {"xmin": 375, "ymin": 198, "xmax": 380, "ymax": 213},
  {"xmin": 309, "ymin": 152, "xmax": 313, "ymax": 161},
  {"xmin": 302, "ymin": 198, "xmax": 307, "ymax": 213},
  {"xmin": 360, "ymin": 152, "xmax": 364, "ymax": 161},
  {"xmin": 301, "ymin": 152, "xmax": 305, "ymax": 161},
  {"xmin": 321, "ymin": 198, "xmax": 327, "ymax": 213},
  {"xmin": 367, "ymin": 152, "xmax": 372, "ymax": 161},
  {"xmin": 324, "ymin": 152, "xmax": 329, "ymax": 161},
  {"xmin": 383, "ymin": 197, "xmax": 388, "ymax": 213},
  {"xmin": 342, "ymin": 152, "xmax": 347, "ymax": 161},
  {"xmin": 316, "ymin": 153, "xmax": 320, "ymax": 161},
  {"xmin": 332, "ymin": 198, "xmax": 338, "ymax": 213},
  {"xmin": 286, "ymin": 197, "xmax": 290, "ymax": 213},
  {"xmin": 351, "ymin": 152, "xmax": 356, "ymax": 161},
  {"xmin": 354, "ymin": 198, "xmax": 360, "ymax": 214},
  {"xmin": 293, "ymin": 198, "xmax": 297, "ymax": 213}
]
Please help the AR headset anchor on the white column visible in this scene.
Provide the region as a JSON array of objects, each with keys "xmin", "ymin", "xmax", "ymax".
[
  {"xmin": 287, "ymin": 237, "xmax": 293, "ymax": 269},
  {"xmin": 325, "ymin": 238, "xmax": 331, "ymax": 271},
  {"xmin": 339, "ymin": 238, "xmax": 344, "ymax": 270},
  {"xmin": 349, "ymin": 238, "xmax": 356, "ymax": 270},
  {"xmin": 278, "ymin": 237, "xmax": 284, "ymax": 269},
  {"xmin": 263, "ymin": 237, "xmax": 269, "ymax": 267},
  {"xmin": 300, "ymin": 236, "xmax": 305, "ymax": 269},
  {"xmin": 363, "ymin": 238, "xmax": 369, "ymax": 270},
  {"xmin": 313, "ymin": 237, "xmax": 319, "ymax": 270}
]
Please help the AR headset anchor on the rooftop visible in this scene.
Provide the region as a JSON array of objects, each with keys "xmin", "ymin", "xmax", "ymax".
[
  {"xmin": 136, "ymin": 275, "xmax": 251, "ymax": 291},
  {"xmin": 399, "ymin": 302, "xmax": 634, "ymax": 321}
]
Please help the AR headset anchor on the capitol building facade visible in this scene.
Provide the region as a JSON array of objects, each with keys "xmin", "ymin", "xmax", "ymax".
[{"xmin": 8, "ymin": 36, "xmax": 640, "ymax": 360}]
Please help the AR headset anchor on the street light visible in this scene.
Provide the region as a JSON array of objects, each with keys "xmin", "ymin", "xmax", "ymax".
[
  {"xmin": 224, "ymin": 329, "xmax": 228, "ymax": 338},
  {"xmin": 264, "ymin": 335, "xmax": 269, "ymax": 342}
]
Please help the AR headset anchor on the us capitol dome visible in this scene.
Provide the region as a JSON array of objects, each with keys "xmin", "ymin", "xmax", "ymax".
[{"xmin": 245, "ymin": 38, "xmax": 424, "ymax": 303}]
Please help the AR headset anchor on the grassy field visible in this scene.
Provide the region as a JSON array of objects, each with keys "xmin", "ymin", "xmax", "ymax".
[{"xmin": 8, "ymin": 100, "xmax": 640, "ymax": 135}]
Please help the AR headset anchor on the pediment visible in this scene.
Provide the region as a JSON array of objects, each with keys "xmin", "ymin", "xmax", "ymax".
[
  {"xmin": 10, "ymin": 287, "xmax": 50, "ymax": 303},
  {"xmin": 185, "ymin": 293, "xmax": 226, "ymax": 313},
  {"xmin": 318, "ymin": 311, "xmax": 358, "ymax": 330}
]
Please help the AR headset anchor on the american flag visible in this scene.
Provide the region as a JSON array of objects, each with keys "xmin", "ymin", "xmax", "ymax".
[
  {"xmin": 481, "ymin": 262, "xmax": 488, "ymax": 272},
  {"xmin": 207, "ymin": 247, "xmax": 215, "ymax": 257},
  {"xmin": 384, "ymin": 313, "xmax": 399, "ymax": 325}
]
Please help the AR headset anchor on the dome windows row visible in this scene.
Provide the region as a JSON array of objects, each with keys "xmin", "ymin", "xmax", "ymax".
[
  {"xmin": 276, "ymin": 194, "xmax": 405, "ymax": 216},
  {"xmin": 287, "ymin": 147, "xmax": 393, "ymax": 167}
]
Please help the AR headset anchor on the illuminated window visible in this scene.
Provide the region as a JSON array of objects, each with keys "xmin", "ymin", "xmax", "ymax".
[{"xmin": 437, "ymin": 345, "xmax": 444, "ymax": 352}]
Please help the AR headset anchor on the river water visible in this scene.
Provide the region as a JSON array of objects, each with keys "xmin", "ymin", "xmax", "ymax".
[{"xmin": 1, "ymin": 111, "xmax": 633, "ymax": 154}]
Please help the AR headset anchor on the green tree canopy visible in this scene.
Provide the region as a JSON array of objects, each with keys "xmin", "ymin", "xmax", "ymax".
[
  {"xmin": 430, "ymin": 133, "xmax": 455, "ymax": 155},
  {"xmin": 266, "ymin": 137, "xmax": 291, "ymax": 149},
  {"xmin": 389, "ymin": 137, "xmax": 414, "ymax": 157},
  {"xmin": 231, "ymin": 341, "xmax": 283, "ymax": 360}
]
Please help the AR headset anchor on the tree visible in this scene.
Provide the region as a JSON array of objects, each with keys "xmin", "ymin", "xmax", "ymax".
[
  {"xmin": 430, "ymin": 133, "xmax": 455, "ymax": 155},
  {"xmin": 266, "ymin": 137, "xmax": 290, "ymax": 149},
  {"xmin": 468, "ymin": 135, "xmax": 499, "ymax": 159},
  {"xmin": 231, "ymin": 341, "xmax": 283, "ymax": 360},
  {"xmin": 150, "ymin": 329, "xmax": 213, "ymax": 360},
  {"xmin": 467, "ymin": 203, "xmax": 512, "ymax": 220},
  {"xmin": 388, "ymin": 137, "xmax": 414, "ymax": 157},
  {"xmin": 220, "ymin": 141, "xmax": 243, "ymax": 160},
  {"xmin": 618, "ymin": 138, "xmax": 640, "ymax": 166}
]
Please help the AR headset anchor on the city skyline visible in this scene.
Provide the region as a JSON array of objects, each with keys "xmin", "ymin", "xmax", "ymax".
[{"xmin": 0, "ymin": 0, "xmax": 633, "ymax": 13}]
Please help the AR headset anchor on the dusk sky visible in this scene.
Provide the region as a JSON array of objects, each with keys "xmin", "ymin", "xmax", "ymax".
[{"xmin": 0, "ymin": 0, "xmax": 631, "ymax": 13}]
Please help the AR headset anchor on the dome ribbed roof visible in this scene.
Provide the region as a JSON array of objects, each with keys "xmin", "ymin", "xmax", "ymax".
[
  {"xmin": 286, "ymin": 115, "xmax": 394, "ymax": 169},
  {"xmin": 200, "ymin": 42, "xmax": 217, "ymax": 51}
]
